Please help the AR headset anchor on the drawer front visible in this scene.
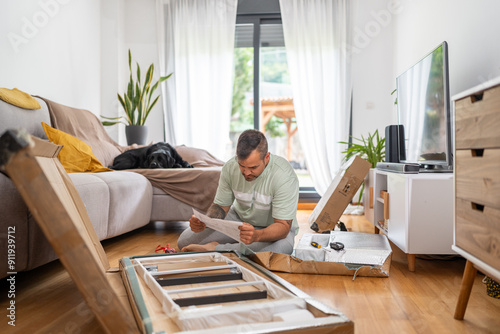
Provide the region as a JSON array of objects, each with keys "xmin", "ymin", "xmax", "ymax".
[
  {"xmin": 455, "ymin": 198, "xmax": 500, "ymax": 270},
  {"xmin": 455, "ymin": 84, "xmax": 500, "ymax": 149},
  {"xmin": 455, "ymin": 148, "xmax": 500, "ymax": 210}
]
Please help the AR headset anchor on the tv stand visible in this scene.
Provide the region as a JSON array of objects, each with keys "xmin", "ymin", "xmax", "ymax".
[{"xmin": 364, "ymin": 169, "xmax": 455, "ymax": 271}]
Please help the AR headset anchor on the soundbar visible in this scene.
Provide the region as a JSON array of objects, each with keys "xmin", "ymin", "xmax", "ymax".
[{"xmin": 376, "ymin": 162, "xmax": 420, "ymax": 174}]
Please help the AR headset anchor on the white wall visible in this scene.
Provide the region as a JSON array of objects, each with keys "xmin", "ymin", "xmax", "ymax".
[
  {"xmin": 0, "ymin": 0, "xmax": 162, "ymax": 146},
  {"xmin": 351, "ymin": 0, "xmax": 398, "ymax": 140},
  {"xmin": 0, "ymin": 0, "xmax": 101, "ymax": 113},
  {"xmin": 100, "ymin": 0, "xmax": 164, "ymax": 145},
  {"xmin": 100, "ymin": 0, "xmax": 124, "ymax": 144},
  {"xmin": 351, "ymin": 0, "xmax": 500, "ymax": 141},
  {"xmin": 123, "ymin": 0, "xmax": 164, "ymax": 144},
  {"xmin": 393, "ymin": 0, "xmax": 500, "ymax": 96}
]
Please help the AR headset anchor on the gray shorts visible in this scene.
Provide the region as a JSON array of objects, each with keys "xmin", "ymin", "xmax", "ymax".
[{"xmin": 177, "ymin": 208, "xmax": 295, "ymax": 255}]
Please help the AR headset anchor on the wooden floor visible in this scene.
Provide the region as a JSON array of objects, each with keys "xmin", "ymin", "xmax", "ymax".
[{"xmin": 2, "ymin": 211, "xmax": 500, "ymax": 333}]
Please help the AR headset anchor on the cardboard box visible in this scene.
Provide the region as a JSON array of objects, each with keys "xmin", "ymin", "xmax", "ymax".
[
  {"xmin": 251, "ymin": 231, "xmax": 392, "ymax": 278},
  {"xmin": 309, "ymin": 155, "xmax": 371, "ymax": 232},
  {"xmin": 0, "ymin": 130, "xmax": 354, "ymax": 334}
]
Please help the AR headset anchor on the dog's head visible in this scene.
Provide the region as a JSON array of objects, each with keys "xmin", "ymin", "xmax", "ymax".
[{"xmin": 146, "ymin": 149, "xmax": 175, "ymax": 168}]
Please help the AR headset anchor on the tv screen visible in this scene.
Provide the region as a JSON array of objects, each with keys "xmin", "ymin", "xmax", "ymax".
[{"xmin": 396, "ymin": 41, "xmax": 452, "ymax": 171}]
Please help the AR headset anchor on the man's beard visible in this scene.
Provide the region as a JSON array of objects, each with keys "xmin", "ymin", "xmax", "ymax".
[{"xmin": 243, "ymin": 174, "xmax": 256, "ymax": 181}]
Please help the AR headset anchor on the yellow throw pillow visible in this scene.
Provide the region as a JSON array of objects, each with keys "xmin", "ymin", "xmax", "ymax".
[
  {"xmin": 0, "ymin": 88, "xmax": 41, "ymax": 109},
  {"xmin": 42, "ymin": 122, "xmax": 112, "ymax": 173}
]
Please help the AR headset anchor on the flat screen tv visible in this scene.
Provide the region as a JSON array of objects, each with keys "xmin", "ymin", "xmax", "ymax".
[{"xmin": 396, "ymin": 41, "xmax": 453, "ymax": 172}]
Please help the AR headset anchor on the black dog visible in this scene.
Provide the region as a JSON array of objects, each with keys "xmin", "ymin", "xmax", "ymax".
[{"xmin": 109, "ymin": 143, "xmax": 193, "ymax": 170}]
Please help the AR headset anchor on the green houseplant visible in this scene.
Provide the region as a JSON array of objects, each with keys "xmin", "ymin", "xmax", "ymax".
[
  {"xmin": 102, "ymin": 49, "xmax": 172, "ymax": 144},
  {"xmin": 338, "ymin": 130, "xmax": 385, "ymax": 204}
]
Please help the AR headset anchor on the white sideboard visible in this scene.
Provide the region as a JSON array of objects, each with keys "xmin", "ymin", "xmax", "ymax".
[{"xmin": 364, "ymin": 169, "xmax": 454, "ymax": 271}]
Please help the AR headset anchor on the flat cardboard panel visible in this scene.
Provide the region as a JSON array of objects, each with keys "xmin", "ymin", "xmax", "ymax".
[
  {"xmin": 309, "ymin": 156, "xmax": 371, "ymax": 232},
  {"xmin": 250, "ymin": 251, "xmax": 391, "ymax": 278}
]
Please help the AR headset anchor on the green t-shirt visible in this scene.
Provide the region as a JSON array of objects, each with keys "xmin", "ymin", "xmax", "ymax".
[{"xmin": 214, "ymin": 154, "xmax": 299, "ymax": 232}]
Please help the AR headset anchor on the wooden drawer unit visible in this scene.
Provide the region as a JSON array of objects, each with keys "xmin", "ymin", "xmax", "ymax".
[
  {"xmin": 455, "ymin": 197, "xmax": 500, "ymax": 270},
  {"xmin": 455, "ymin": 84, "xmax": 500, "ymax": 149},
  {"xmin": 455, "ymin": 148, "xmax": 500, "ymax": 209},
  {"xmin": 452, "ymin": 78, "xmax": 500, "ymax": 320}
]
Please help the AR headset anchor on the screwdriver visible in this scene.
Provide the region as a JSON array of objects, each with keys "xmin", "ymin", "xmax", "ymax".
[{"xmin": 310, "ymin": 242, "xmax": 321, "ymax": 249}]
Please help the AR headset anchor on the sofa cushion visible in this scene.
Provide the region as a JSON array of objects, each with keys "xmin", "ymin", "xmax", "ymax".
[
  {"xmin": 151, "ymin": 188, "xmax": 194, "ymax": 222},
  {"xmin": 42, "ymin": 122, "xmax": 112, "ymax": 173},
  {"xmin": 91, "ymin": 171, "xmax": 153, "ymax": 239},
  {"xmin": 38, "ymin": 97, "xmax": 122, "ymax": 168},
  {"xmin": 0, "ymin": 96, "xmax": 50, "ymax": 139},
  {"xmin": 68, "ymin": 173, "xmax": 110, "ymax": 240}
]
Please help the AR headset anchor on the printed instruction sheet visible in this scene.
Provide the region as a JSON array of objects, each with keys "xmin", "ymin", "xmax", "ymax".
[{"xmin": 193, "ymin": 209, "xmax": 243, "ymax": 242}]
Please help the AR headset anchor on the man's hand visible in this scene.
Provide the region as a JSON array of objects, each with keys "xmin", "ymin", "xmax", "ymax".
[
  {"xmin": 239, "ymin": 219, "xmax": 292, "ymax": 245},
  {"xmin": 188, "ymin": 215, "xmax": 206, "ymax": 233},
  {"xmin": 239, "ymin": 223, "xmax": 259, "ymax": 244}
]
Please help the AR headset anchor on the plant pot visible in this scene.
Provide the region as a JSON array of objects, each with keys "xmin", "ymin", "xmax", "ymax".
[{"xmin": 125, "ymin": 125, "xmax": 148, "ymax": 145}]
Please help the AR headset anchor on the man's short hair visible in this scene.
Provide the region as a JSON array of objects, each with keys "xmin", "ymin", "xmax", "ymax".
[{"xmin": 236, "ymin": 129, "xmax": 268, "ymax": 160}]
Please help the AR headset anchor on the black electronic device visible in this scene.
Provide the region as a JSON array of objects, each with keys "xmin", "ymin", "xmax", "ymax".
[
  {"xmin": 385, "ymin": 124, "xmax": 406, "ymax": 163},
  {"xmin": 330, "ymin": 242, "xmax": 344, "ymax": 251}
]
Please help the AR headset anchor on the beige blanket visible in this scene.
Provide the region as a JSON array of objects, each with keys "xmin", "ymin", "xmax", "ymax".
[
  {"xmin": 130, "ymin": 167, "xmax": 222, "ymax": 212},
  {"xmin": 39, "ymin": 97, "xmax": 224, "ymax": 212}
]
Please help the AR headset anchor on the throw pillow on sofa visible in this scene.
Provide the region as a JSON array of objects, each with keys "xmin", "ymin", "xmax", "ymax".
[
  {"xmin": 42, "ymin": 122, "xmax": 112, "ymax": 173},
  {"xmin": 37, "ymin": 97, "xmax": 123, "ymax": 167}
]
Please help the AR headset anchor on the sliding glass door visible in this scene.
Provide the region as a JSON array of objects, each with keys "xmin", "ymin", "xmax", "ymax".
[{"xmin": 229, "ymin": 17, "xmax": 314, "ymax": 190}]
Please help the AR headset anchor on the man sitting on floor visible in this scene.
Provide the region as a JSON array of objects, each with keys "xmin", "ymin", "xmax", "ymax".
[{"xmin": 177, "ymin": 129, "xmax": 299, "ymax": 254}]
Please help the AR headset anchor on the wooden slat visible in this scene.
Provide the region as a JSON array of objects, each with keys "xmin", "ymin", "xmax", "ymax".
[
  {"xmin": 1, "ymin": 134, "xmax": 138, "ymax": 334},
  {"xmin": 455, "ymin": 148, "xmax": 500, "ymax": 210},
  {"xmin": 455, "ymin": 198, "xmax": 500, "ymax": 270},
  {"xmin": 455, "ymin": 84, "xmax": 500, "ymax": 149}
]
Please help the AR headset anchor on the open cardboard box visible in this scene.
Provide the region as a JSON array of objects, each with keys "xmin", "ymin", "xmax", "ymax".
[
  {"xmin": 248, "ymin": 155, "xmax": 390, "ymax": 278},
  {"xmin": 250, "ymin": 231, "xmax": 392, "ymax": 279},
  {"xmin": 309, "ymin": 155, "xmax": 371, "ymax": 232},
  {"xmin": 0, "ymin": 130, "xmax": 354, "ymax": 334}
]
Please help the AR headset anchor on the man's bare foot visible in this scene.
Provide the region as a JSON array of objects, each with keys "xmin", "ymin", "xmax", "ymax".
[{"xmin": 181, "ymin": 241, "xmax": 219, "ymax": 252}]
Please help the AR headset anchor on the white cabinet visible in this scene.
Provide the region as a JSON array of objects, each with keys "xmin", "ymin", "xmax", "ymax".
[{"xmin": 365, "ymin": 170, "xmax": 455, "ymax": 271}]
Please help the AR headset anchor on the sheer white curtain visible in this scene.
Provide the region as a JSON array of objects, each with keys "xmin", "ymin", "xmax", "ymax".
[
  {"xmin": 279, "ymin": 0, "xmax": 353, "ymax": 195},
  {"xmin": 156, "ymin": 0, "xmax": 237, "ymax": 159}
]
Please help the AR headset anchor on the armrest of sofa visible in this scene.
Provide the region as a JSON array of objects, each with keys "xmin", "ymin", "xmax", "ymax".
[{"xmin": 0, "ymin": 173, "xmax": 30, "ymax": 276}]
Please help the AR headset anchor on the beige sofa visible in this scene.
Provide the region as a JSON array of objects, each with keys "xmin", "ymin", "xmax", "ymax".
[{"xmin": 0, "ymin": 97, "xmax": 222, "ymax": 278}]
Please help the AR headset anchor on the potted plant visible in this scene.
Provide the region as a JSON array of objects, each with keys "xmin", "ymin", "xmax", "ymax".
[
  {"xmin": 102, "ymin": 49, "xmax": 172, "ymax": 145},
  {"xmin": 338, "ymin": 130, "xmax": 385, "ymax": 204}
]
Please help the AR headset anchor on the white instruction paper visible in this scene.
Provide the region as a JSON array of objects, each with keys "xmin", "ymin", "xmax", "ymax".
[{"xmin": 193, "ymin": 209, "xmax": 243, "ymax": 242}]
